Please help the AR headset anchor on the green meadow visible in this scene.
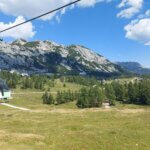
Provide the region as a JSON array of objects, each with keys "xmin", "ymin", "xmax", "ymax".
[{"xmin": 0, "ymin": 82, "xmax": 150, "ymax": 150}]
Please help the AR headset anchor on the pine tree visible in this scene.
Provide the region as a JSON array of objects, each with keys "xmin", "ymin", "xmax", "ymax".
[
  {"xmin": 76, "ymin": 87, "xmax": 104, "ymax": 108},
  {"xmin": 128, "ymin": 82, "xmax": 136, "ymax": 104},
  {"xmin": 105, "ymin": 84, "xmax": 116, "ymax": 105},
  {"xmin": 76, "ymin": 87, "xmax": 88, "ymax": 108},
  {"xmin": 96, "ymin": 88, "xmax": 105, "ymax": 107},
  {"xmin": 42, "ymin": 91, "xmax": 49, "ymax": 104},
  {"xmin": 48, "ymin": 93, "xmax": 54, "ymax": 105},
  {"xmin": 112, "ymin": 82, "xmax": 126, "ymax": 102},
  {"xmin": 56, "ymin": 91, "xmax": 62, "ymax": 105},
  {"xmin": 139, "ymin": 80, "xmax": 150, "ymax": 104}
]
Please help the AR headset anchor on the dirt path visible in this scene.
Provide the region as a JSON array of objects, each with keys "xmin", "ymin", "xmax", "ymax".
[
  {"xmin": 0, "ymin": 103, "xmax": 30, "ymax": 111},
  {"xmin": 1, "ymin": 103, "xmax": 147, "ymax": 114}
]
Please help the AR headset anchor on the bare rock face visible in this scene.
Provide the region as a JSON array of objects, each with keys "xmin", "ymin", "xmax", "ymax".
[{"xmin": 0, "ymin": 39, "xmax": 124, "ymax": 76}]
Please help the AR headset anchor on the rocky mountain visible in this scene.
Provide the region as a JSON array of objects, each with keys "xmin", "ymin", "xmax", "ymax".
[
  {"xmin": 117, "ymin": 62, "xmax": 150, "ymax": 75},
  {"xmin": 0, "ymin": 39, "xmax": 124, "ymax": 76}
]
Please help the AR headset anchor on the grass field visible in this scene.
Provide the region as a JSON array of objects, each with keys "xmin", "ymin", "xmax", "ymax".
[
  {"xmin": 13, "ymin": 80, "xmax": 83, "ymax": 93},
  {"xmin": 0, "ymin": 82, "xmax": 150, "ymax": 150}
]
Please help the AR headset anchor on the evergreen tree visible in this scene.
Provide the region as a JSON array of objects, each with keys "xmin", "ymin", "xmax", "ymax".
[
  {"xmin": 56, "ymin": 91, "xmax": 62, "ymax": 105},
  {"xmin": 76, "ymin": 87, "xmax": 104, "ymax": 108},
  {"xmin": 48, "ymin": 93, "xmax": 54, "ymax": 104},
  {"xmin": 63, "ymin": 83, "xmax": 66, "ymax": 87},
  {"xmin": 139, "ymin": 80, "xmax": 150, "ymax": 104},
  {"xmin": 76, "ymin": 87, "xmax": 88, "ymax": 108},
  {"xmin": 105, "ymin": 84, "xmax": 116, "ymax": 105},
  {"xmin": 42, "ymin": 91, "xmax": 49, "ymax": 104},
  {"xmin": 128, "ymin": 82, "xmax": 136, "ymax": 104},
  {"xmin": 112, "ymin": 82, "xmax": 126, "ymax": 102},
  {"xmin": 42, "ymin": 91, "xmax": 54, "ymax": 105}
]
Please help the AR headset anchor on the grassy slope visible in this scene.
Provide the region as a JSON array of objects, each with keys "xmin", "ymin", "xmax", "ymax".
[
  {"xmin": 0, "ymin": 82, "xmax": 150, "ymax": 150},
  {"xmin": 13, "ymin": 80, "xmax": 83, "ymax": 93}
]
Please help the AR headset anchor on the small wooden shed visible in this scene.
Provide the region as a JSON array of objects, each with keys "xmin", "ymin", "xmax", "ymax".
[{"xmin": 0, "ymin": 79, "xmax": 11, "ymax": 100}]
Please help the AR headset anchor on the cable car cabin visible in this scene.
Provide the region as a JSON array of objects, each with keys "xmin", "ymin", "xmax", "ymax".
[
  {"xmin": 0, "ymin": 38, "xmax": 3, "ymax": 42},
  {"xmin": 0, "ymin": 79, "xmax": 11, "ymax": 102}
]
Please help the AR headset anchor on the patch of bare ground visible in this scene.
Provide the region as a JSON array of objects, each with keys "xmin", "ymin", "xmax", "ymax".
[
  {"xmin": 31, "ymin": 107, "xmax": 112, "ymax": 114},
  {"xmin": 0, "ymin": 130, "xmax": 6, "ymax": 134},
  {"xmin": 0, "ymin": 130, "xmax": 44, "ymax": 143},
  {"xmin": 0, "ymin": 145, "xmax": 33, "ymax": 150},
  {"xmin": 117, "ymin": 108, "xmax": 146, "ymax": 114},
  {"xmin": 30, "ymin": 107, "xmax": 149, "ymax": 115}
]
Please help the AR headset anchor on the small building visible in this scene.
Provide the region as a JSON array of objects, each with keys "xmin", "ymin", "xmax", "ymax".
[
  {"xmin": 21, "ymin": 73, "xmax": 29, "ymax": 77},
  {"xmin": 0, "ymin": 79, "xmax": 11, "ymax": 100},
  {"xmin": 102, "ymin": 101, "xmax": 111, "ymax": 109}
]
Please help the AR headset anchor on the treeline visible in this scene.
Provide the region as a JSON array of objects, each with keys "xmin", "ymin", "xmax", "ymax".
[
  {"xmin": 0, "ymin": 71, "xmax": 20, "ymax": 88},
  {"xmin": 62, "ymin": 76, "xmax": 102, "ymax": 86},
  {"xmin": 76, "ymin": 85, "xmax": 117, "ymax": 108},
  {"xmin": 42, "ymin": 86, "xmax": 114, "ymax": 108},
  {"xmin": 76, "ymin": 87, "xmax": 105, "ymax": 108},
  {"xmin": 0, "ymin": 71, "xmax": 103, "ymax": 89},
  {"xmin": 1, "ymin": 71, "xmax": 150, "ymax": 107},
  {"xmin": 42, "ymin": 79, "xmax": 150, "ymax": 108},
  {"xmin": 0, "ymin": 71, "xmax": 56, "ymax": 90},
  {"xmin": 42, "ymin": 90, "xmax": 79, "ymax": 105},
  {"xmin": 111, "ymin": 80, "xmax": 150, "ymax": 105},
  {"xmin": 1, "ymin": 71, "xmax": 100, "ymax": 89},
  {"xmin": 21, "ymin": 76, "xmax": 55, "ymax": 90},
  {"xmin": 78, "ymin": 79, "xmax": 150, "ymax": 108},
  {"xmin": 21, "ymin": 76, "xmax": 56, "ymax": 90}
]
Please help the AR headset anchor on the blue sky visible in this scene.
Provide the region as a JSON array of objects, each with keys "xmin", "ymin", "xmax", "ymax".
[{"xmin": 0, "ymin": 0, "xmax": 150, "ymax": 67}]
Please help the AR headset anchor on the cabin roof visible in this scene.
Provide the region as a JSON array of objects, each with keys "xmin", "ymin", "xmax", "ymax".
[{"xmin": 0, "ymin": 79, "xmax": 10, "ymax": 91}]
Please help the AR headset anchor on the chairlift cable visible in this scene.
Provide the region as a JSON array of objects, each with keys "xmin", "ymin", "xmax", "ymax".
[{"xmin": 0, "ymin": 0, "xmax": 81, "ymax": 34}]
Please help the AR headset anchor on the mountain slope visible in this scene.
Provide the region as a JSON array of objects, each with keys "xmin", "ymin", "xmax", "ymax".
[
  {"xmin": 117, "ymin": 62, "xmax": 150, "ymax": 75},
  {"xmin": 0, "ymin": 39, "xmax": 124, "ymax": 76}
]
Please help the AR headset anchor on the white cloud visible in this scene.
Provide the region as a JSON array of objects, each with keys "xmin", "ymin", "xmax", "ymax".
[
  {"xmin": 0, "ymin": 0, "xmax": 107, "ymax": 21},
  {"xmin": 124, "ymin": 18, "xmax": 150, "ymax": 45},
  {"xmin": 145, "ymin": 41, "xmax": 150, "ymax": 46},
  {"xmin": 145, "ymin": 10, "xmax": 150, "ymax": 17},
  {"xmin": 1, "ymin": 0, "xmax": 146, "ymax": 41},
  {"xmin": 0, "ymin": 16, "xmax": 35, "ymax": 39},
  {"xmin": 139, "ymin": 9, "xmax": 150, "ymax": 18},
  {"xmin": 0, "ymin": 0, "xmax": 108, "ymax": 39},
  {"xmin": 0, "ymin": 0, "xmax": 111, "ymax": 39},
  {"xmin": 78, "ymin": 0, "xmax": 104, "ymax": 7},
  {"xmin": 117, "ymin": 0, "xmax": 143, "ymax": 18}
]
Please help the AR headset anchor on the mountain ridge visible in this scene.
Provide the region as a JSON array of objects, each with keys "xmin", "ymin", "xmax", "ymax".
[
  {"xmin": 0, "ymin": 39, "xmax": 124, "ymax": 76},
  {"xmin": 116, "ymin": 62, "xmax": 150, "ymax": 75}
]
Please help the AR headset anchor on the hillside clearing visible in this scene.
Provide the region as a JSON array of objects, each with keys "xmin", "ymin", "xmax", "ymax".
[
  {"xmin": 0, "ymin": 97, "xmax": 150, "ymax": 150},
  {"xmin": 0, "ymin": 84, "xmax": 150, "ymax": 150}
]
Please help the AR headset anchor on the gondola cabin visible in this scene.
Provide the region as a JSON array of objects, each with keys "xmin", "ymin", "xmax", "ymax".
[{"xmin": 0, "ymin": 79, "xmax": 11, "ymax": 101}]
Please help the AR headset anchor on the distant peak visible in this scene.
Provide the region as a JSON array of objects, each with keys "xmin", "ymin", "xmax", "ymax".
[
  {"xmin": 117, "ymin": 62, "xmax": 142, "ymax": 67},
  {"xmin": 12, "ymin": 39, "xmax": 27, "ymax": 45},
  {"xmin": 68, "ymin": 44, "xmax": 90, "ymax": 50}
]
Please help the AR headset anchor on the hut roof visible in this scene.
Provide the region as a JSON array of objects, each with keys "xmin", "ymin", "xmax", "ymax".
[{"xmin": 0, "ymin": 79, "xmax": 9, "ymax": 91}]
